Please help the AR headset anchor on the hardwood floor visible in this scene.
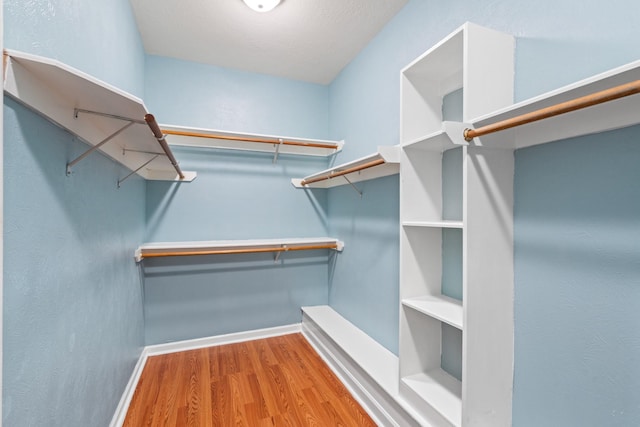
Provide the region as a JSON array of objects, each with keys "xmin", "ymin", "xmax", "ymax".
[{"xmin": 123, "ymin": 333, "xmax": 377, "ymax": 426}]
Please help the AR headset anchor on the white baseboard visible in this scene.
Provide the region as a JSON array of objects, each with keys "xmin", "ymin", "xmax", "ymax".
[
  {"xmin": 109, "ymin": 347, "xmax": 150, "ymax": 427},
  {"xmin": 109, "ymin": 323, "xmax": 301, "ymax": 427},
  {"xmin": 145, "ymin": 323, "xmax": 301, "ymax": 356}
]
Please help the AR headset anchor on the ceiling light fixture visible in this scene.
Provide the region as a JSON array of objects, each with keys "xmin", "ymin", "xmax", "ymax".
[{"xmin": 242, "ymin": 0, "xmax": 281, "ymax": 13}]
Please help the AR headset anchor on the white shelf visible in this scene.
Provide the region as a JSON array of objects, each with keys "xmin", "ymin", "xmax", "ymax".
[
  {"xmin": 468, "ymin": 59, "xmax": 640, "ymax": 149},
  {"xmin": 135, "ymin": 237, "xmax": 344, "ymax": 262},
  {"xmin": 301, "ymin": 305, "xmax": 398, "ymax": 393},
  {"xmin": 403, "ymin": 125, "xmax": 468, "ymax": 152},
  {"xmin": 402, "ymin": 295, "xmax": 463, "ymax": 330},
  {"xmin": 161, "ymin": 123, "xmax": 344, "ymax": 157},
  {"xmin": 291, "ymin": 145, "xmax": 400, "ymax": 189},
  {"xmin": 402, "ymin": 370, "xmax": 462, "ymax": 427},
  {"xmin": 3, "ymin": 49, "xmax": 196, "ymax": 182},
  {"xmin": 402, "ymin": 220, "xmax": 463, "ymax": 229}
]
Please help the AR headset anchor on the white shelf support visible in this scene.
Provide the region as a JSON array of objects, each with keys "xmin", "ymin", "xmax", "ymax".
[
  {"xmin": 342, "ymin": 175, "xmax": 363, "ymax": 197},
  {"xmin": 272, "ymin": 138, "xmax": 284, "ymax": 164},
  {"xmin": 3, "ymin": 49, "xmax": 197, "ymax": 183},
  {"xmin": 117, "ymin": 155, "xmax": 159, "ymax": 188},
  {"xmin": 73, "ymin": 107, "xmax": 146, "ymax": 125},
  {"xmin": 66, "ymin": 121, "xmax": 135, "ymax": 175}
]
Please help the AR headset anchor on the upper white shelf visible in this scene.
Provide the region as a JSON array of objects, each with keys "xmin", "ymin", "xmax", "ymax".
[
  {"xmin": 291, "ymin": 145, "xmax": 400, "ymax": 189},
  {"xmin": 135, "ymin": 237, "xmax": 344, "ymax": 262},
  {"xmin": 161, "ymin": 124, "xmax": 343, "ymax": 157},
  {"xmin": 3, "ymin": 49, "xmax": 196, "ymax": 182},
  {"xmin": 403, "ymin": 122, "xmax": 470, "ymax": 152},
  {"xmin": 466, "ymin": 59, "xmax": 640, "ymax": 149}
]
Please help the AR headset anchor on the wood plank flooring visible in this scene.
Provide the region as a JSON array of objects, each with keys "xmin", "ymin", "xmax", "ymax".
[{"xmin": 123, "ymin": 333, "xmax": 376, "ymax": 426}]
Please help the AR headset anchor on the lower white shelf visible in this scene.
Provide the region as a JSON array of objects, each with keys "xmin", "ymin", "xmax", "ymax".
[
  {"xmin": 402, "ymin": 295, "xmax": 463, "ymax": 330},
  {"xmin": 402, "ymin": 369, "xmax": 462, "ymax": 427},
  {"xmin": 301, "ymin": 305, "xmax": 429, "ymax": 426}
]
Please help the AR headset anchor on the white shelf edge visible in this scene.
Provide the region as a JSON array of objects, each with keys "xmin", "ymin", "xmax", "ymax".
[
  {"xmin": 467, "ymin": 58, "xmax": 640, "ymax": 149},
  {"xmin": 401, "ymin": 369, "xmax": 462, "ymax": 427},
  {"xmin": 403, "ymin": 122, "xmax": 470, "ymax": 152},
  {"xmin": 402, "ymin": 295, "xmax": 463, "ymax": 330},
  {"xmin": 301, "ymin": 305, "xmax": 399, "ymax": 393},
  {"xmin": 291, "ymin": 145, "xmax": 400, "ymax": 189},
  {"xmin": 402, "ymin": 220, "xmax": 463, "ymax": 229},
  {"xmin": 3, "ymin": 49, "xmax": 196, "ymax": 183},
  {"xmin": 161, "ymin": 123, "xmax": 344, "ymax": 158},
  {"xmin": 401, "ymin": 22, "xmax": 466, "ymax": 74},
  {"xmin": 135, "ymin": 237, "xmax": 344, "ymax": 262}
]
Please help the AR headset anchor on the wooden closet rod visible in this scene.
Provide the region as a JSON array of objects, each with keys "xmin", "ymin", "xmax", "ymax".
[
  {"xmin": 161, "ymin": 129, "xmax": 339, "ymax": 150},
  {"xmin": 301, "ymin": 158, "xmax": 385, "ymax": 186},
  {"xmin": 140, "ymin": 243, "xmax": 339, "ymax": 259},
  {"xmin": 464, "ymin": 79, "xmax": 640, "ymax": 141},
  {"xmin": 145, "ymin": 114, "xmax": 186, "ymax": 179}
]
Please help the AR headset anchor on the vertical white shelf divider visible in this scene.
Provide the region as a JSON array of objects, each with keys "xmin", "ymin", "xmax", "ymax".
[{"xmin": 399, "ymin": 22, "xmax": 515, "ymax": 427}]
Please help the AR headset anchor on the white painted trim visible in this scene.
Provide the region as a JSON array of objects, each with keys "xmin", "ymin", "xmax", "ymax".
[
  {"xmin": 145, "ymin": 323, "xmax": 301, "ymax": 356},
  {"xmin": 109, "ymin": 347, "xmax": 150, "ymax": 427},
  {"xmin": 109, "ymin": 323, "xmax": 301, "ymax": 426},
  {"xmin": 1, "ymin": 0, "xmax": 4, "ymax": 422}
]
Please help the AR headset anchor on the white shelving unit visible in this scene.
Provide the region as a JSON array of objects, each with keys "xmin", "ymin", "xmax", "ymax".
[
  {"xmin": 161, "ymin": 123, "xmax": 344, "ymax": 157},
  {"xmin": 399, "ymin": 23, "xmax": 515, "ymax": 426},
  {"xmin": 3, "ymin": 49, "xmax": 196, "ymax": 183},
  {"xmin": 135, "ymin": 237, "xmax": 344, "ymax": 262},
  {"xmin": 464, "ymin": 59, "xmax": 640, "ymax": 149},
  {"xmin": 291, "ymin": 145, "xmax": 399, "ymax": 189}
]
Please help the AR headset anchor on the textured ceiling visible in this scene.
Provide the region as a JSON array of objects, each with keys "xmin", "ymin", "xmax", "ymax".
[{"xmin": 129, "ymin": 0, "xmax": 408, "ymax": 84}]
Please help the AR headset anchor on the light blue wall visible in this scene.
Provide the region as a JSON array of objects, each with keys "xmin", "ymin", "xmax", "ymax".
[
  {"xmin": 145, "ymin": 55, "xmax": 329, "ymax": 137},
  {"xmin": 142, "ymin": 56, "xmax": 333, "ymax": 344},
  {"xmin": 3, "ymin": 0, "xmax": 146, "ymax": 425},
  {"xmin": 4, "ymin": 0, "xmax": 145, "ymax": 96},
  {"xmin": 327, "ymin": 175, "xmax": 400, "ymax": 353},
  {"xmin": 3, "ymin": 99, "xmax": 146, "ymax": 426},
  {"xmin": 327, "ymin": 0, "xmax": 640, "ymax": 424},
  {"xmin": 513, "ymin": 126, "xmax": 640, "ymax": 426}
]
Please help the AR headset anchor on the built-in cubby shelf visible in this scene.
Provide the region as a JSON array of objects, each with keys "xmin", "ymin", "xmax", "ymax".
[
  {"xmin": 160, "ymin": 123, "xmax": 344, "ymax": 157},
  {"xmin": 3, "ymin": 49, "xmax": 196, "ymax": 183},
  {"xmin": 291, "ymin": 145, "xmax": 399, "ymax": 189},
  {"xmin": 466, "ymin": 59, "xmax": 640, "ymax": 149},
  {"xmin": 403, "ymin": 127, "xmax": 462, "ymax": 152},
  {"xmin": 399, "ymin": 22, "xmax": 515, "ymax": 426},
  {"xmin": 401, "ymin": 370, "xmax": 462, "ymax": 427},
  {"xmin": 135, "ymin": 237, "xmax": 343, "ymax": 262},
  {"xmin": 402, "ymin": 295, "xmax": 463, "ymax": 330}
]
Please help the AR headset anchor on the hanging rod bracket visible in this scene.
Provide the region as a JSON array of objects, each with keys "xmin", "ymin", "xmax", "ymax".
[
  {"xmin": 274, "ymin": 245, "xmax": 288, "ymax": 263},
  {"xmin": 117, "ymin": 155, "xmax": 159, "ymax": 188},
  {"xmin": 66, "ymin": 121, "xmax": 135, "ymax": 175},
  {"xmin": 273, "ymin": 138, "xmax": 284, "ymax": 164},
  {"xmin": 343, "ymin": 175, "xmax": 362, "ymax": 197}
]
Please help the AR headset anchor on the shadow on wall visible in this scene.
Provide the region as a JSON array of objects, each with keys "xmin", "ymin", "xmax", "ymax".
[
  {"xmin": 514, "ymin": 37, "xmax": 637, "ymax": 102},
  {"xmin": 144, "ymin": 146, "xmax": 331, "ymax": 241},
  {"xmin": 140, "ymin": 249, "xmax": 334, "ymax": 345}
]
